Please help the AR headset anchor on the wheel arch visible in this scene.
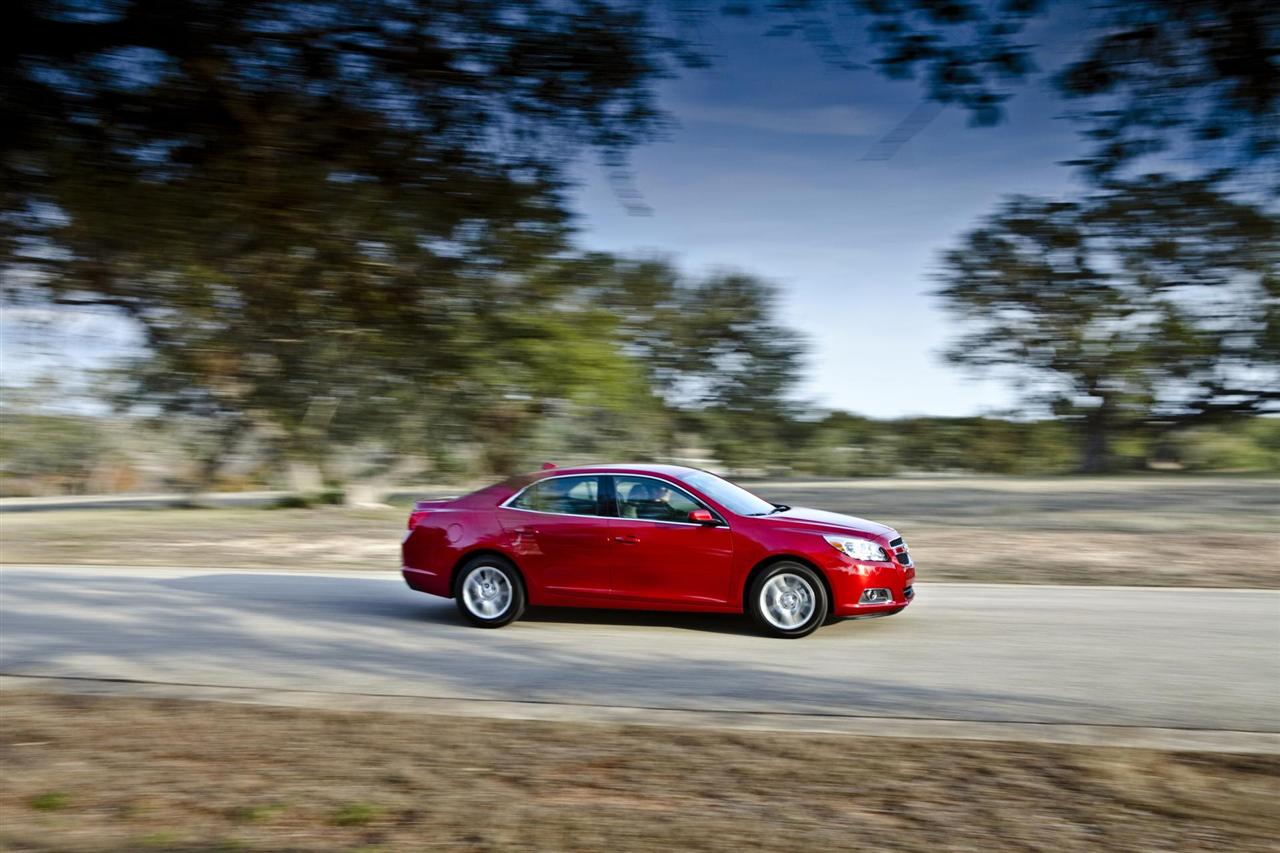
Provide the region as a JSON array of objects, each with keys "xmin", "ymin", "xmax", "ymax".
[
  {"xmin": 741, "ymin": 554, "xmax": 833, "ymax": 613},
  {"xmin": 450, "ymin": 548, "xmax": 525, "ymax": 598}
]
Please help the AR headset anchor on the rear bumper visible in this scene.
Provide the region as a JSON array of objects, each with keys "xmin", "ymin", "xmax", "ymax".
[{"xmin": 402, "ymin": 565, "xmax": 451, "ymax": 598}]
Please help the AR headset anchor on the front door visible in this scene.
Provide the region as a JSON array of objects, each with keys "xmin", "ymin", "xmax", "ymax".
[{"xmin": 607, "ymin": 475, "xmax": 734, "ymax": 606}]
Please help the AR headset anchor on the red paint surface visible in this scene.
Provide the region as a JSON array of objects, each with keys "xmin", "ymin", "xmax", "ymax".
[{"xmin": 401, "ymin": 464, "xmax": 915, "ymax": 617}]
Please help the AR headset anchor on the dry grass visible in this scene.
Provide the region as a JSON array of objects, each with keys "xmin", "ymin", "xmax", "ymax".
[
  {"xmin": 2, "ymin": 477, "xmax": 1276, "ymax": 586},
  {"xmin": 0, "ymin": 506, "xmax": 402, "ymax": 571},
  {"xmin": 1, "ymin": 692, "xmax": 1277, "ymax": 852}
]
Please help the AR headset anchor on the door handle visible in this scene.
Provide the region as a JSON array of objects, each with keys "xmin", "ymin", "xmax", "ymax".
[{"xmin": 612, "ymin": 535, "xmax": 641, "ymax": 545}]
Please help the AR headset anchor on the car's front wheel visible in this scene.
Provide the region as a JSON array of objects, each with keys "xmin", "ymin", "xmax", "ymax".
[
  {"xmin": 748, "ymin": 562, "xmax": 828, "ymax": 638},
  {"xmin": 455, "ymin": 556, "xmax": 526, "ymax": 628}
]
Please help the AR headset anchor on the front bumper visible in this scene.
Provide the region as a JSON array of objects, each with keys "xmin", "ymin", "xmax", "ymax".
[{"xmin": 826, "ymin": 558, "xmax": 916, "ymax": 618}]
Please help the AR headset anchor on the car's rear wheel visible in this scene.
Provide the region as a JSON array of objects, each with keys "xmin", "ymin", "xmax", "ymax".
[
  {"xmin": 748, "ymin": 562, "xmax": 828, "ymax": 638},
  {"xmin": 455, "ymin": 555, "xmax": 526, "ymax": 628}
]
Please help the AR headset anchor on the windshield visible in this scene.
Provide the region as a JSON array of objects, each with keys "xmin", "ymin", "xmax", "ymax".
[{"xmin": 679, "ymin": 470, "xmax": 777, "ymax": 516}]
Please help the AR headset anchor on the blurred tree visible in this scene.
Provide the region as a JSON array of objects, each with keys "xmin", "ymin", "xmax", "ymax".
[
  {"xmin": 937, "ymin": 175, "xmax": 1278, "ymax": 472},
  {"xmin": 1, "ymin": 0, "xmax": 697, "ymax": 482},
  {"xmin": 1055, "ymin": 0, "xmax": 1279, "ymax": 183},
  {"xmin": 788, "ymin": 413, "xmax": 1081, "ymax": 476},
  {"xmin": 443, "ymin": 258, "xmax": 672, "ymax": 473},
  {"xmin": 5, "ymin": 0, "xmax": 1274, "ymax": 486},
  {"xmin": 791, "ymin": 411, "xmax": 901, "ymax": 476},
  {"xmin": 594, "ymin": 257, "xmax": 806, "ymax": 468}
]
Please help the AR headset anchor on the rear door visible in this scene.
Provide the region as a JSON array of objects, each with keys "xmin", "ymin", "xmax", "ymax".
[
  {"xmin": 496, "ymin": 475, "xmax": 612, "ymax": 601},
  {"xmin": 607, "ymin": 475, "xmax": 734, "ymax": 606}
]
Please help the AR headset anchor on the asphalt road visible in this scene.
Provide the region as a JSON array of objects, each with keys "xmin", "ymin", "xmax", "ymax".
[{"xmin": 2, "ymin": 565, "xmax": 1277, "ymax": 732}]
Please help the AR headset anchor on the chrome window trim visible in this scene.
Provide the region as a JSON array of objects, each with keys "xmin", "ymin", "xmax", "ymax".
[
  {"xmin": 500, "ymin": 505, "xmax": 613, "ymax": 521},
  {"xmin": 499, "ymin": 473, "xmax": 606, "ymax": 518},
  {"xmin": 498, "ymin": 471, "xmax": 730, "ymax": 528}
]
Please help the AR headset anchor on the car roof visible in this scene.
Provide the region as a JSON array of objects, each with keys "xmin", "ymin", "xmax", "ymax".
[{"xmin": 532, "ymin": 463, "xmax": 703, "ymax": 480}]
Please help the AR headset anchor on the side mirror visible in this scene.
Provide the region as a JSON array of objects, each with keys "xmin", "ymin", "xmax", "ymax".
[{"xmin": 688, "ymin": 509, "xmax": 718, "ymax": 526}]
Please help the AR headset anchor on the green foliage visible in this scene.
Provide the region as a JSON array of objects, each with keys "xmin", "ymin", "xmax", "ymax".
[
  {"xmin": 789, "ymin": 414, "xmax": 1080, "ymax": 476},
  {"xmin": 1177, "ymin": 419, "xmax": 1280, "ymax": 472},
  {"xmin": 2, "ymin": 403, "xmax": 1275, "ymax": 490}
]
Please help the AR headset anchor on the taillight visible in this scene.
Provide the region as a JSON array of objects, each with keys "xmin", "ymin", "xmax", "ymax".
[{"xmin": 407, "ymin": 510, "xmax": 430, "ymax": 530}]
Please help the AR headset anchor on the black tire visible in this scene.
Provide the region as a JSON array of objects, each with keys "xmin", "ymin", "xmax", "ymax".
[
  {"xmin": 454, "ymin": 555, "xmax": 526, "ymax": 628},
  {"xmin": 747, "ymin": 561, "xmax": 829, "ymax": 639}
]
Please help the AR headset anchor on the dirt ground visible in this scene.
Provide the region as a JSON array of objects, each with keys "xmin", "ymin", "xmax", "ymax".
[
  {"xmin": 1, "ymin": 477, "xmax": 1276, "ymax": 587},
  {"xmin": 1, "ymin": 692, "xmax": 1276, "ymax": 853}
]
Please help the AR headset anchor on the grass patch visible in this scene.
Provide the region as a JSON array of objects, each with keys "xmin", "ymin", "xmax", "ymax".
[
  {"xmin": 329, "ymin": 802, "xmax": 380, "ymax": 827},
  {"xmin": 28, "ymin": 791, "xmax": 70, "ymax": 811},
  {"xmin": 226, "ymin": 803, "xmax": 286, "ymax": 824}
]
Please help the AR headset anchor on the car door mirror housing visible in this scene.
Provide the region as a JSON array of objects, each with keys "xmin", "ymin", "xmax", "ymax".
[{"xmin": 688, "ymin": 509, "xmax": 718, "ymax": 526}]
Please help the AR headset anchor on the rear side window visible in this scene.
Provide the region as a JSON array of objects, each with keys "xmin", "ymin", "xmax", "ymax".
[{"xmin": 509, "ymin": 476, "xmax": 602, "ymax": 516}]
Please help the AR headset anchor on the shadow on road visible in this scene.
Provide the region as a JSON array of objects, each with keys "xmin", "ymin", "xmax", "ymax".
[
  {"xmin": 144, "ymin": 573, "xmax": 769, "ymax": 636},
  {"xmin": 152, "ymin": 571, "xmax": 783, "ymax": 637},
  {"xmin": 521, "ymin": 606, "xmax": 759, "ymax": 636}
]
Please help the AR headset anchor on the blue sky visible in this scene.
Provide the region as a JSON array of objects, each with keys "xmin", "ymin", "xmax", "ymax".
[{"xmin": 570, "ymin": 11, "xmax": 1088, "ymax": 418}]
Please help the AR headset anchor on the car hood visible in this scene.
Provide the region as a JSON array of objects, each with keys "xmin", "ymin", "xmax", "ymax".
[{"xmin": 759, "ymin": 506, "xmax": 896, "ymax": 540}]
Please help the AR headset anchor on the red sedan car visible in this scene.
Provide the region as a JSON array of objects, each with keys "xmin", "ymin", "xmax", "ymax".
[{"xmin": 401, "ymin": 464, "xmax": 914, "ymax": 638}]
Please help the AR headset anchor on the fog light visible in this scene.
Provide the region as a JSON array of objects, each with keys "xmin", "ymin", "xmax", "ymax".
[{"xmin": 859, "ymin": 588, "xmax": 891, "ymax": 604}]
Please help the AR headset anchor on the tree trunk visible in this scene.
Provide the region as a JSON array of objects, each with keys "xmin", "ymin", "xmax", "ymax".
[
  {"xmin": 1079, "ymin": 406, "xmax": 1111, "ymax": 474},
  {"xmin": 283, "ymin": 396, "xmax": 339, "ymax": 493}
]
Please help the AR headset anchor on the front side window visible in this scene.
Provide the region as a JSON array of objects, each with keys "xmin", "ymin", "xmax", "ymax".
[
  {"xmin": 509, "ymin": 476, "xmax": 601, "ymax": 516},
  {"xmin": 615, "ymin": 476, "xmax": 707, "ymax": 523}
]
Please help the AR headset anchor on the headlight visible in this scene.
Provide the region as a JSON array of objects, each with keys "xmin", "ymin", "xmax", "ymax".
[{"xmin": 824, "ymin": 535, "xmax": 888, "ymax": 562}]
